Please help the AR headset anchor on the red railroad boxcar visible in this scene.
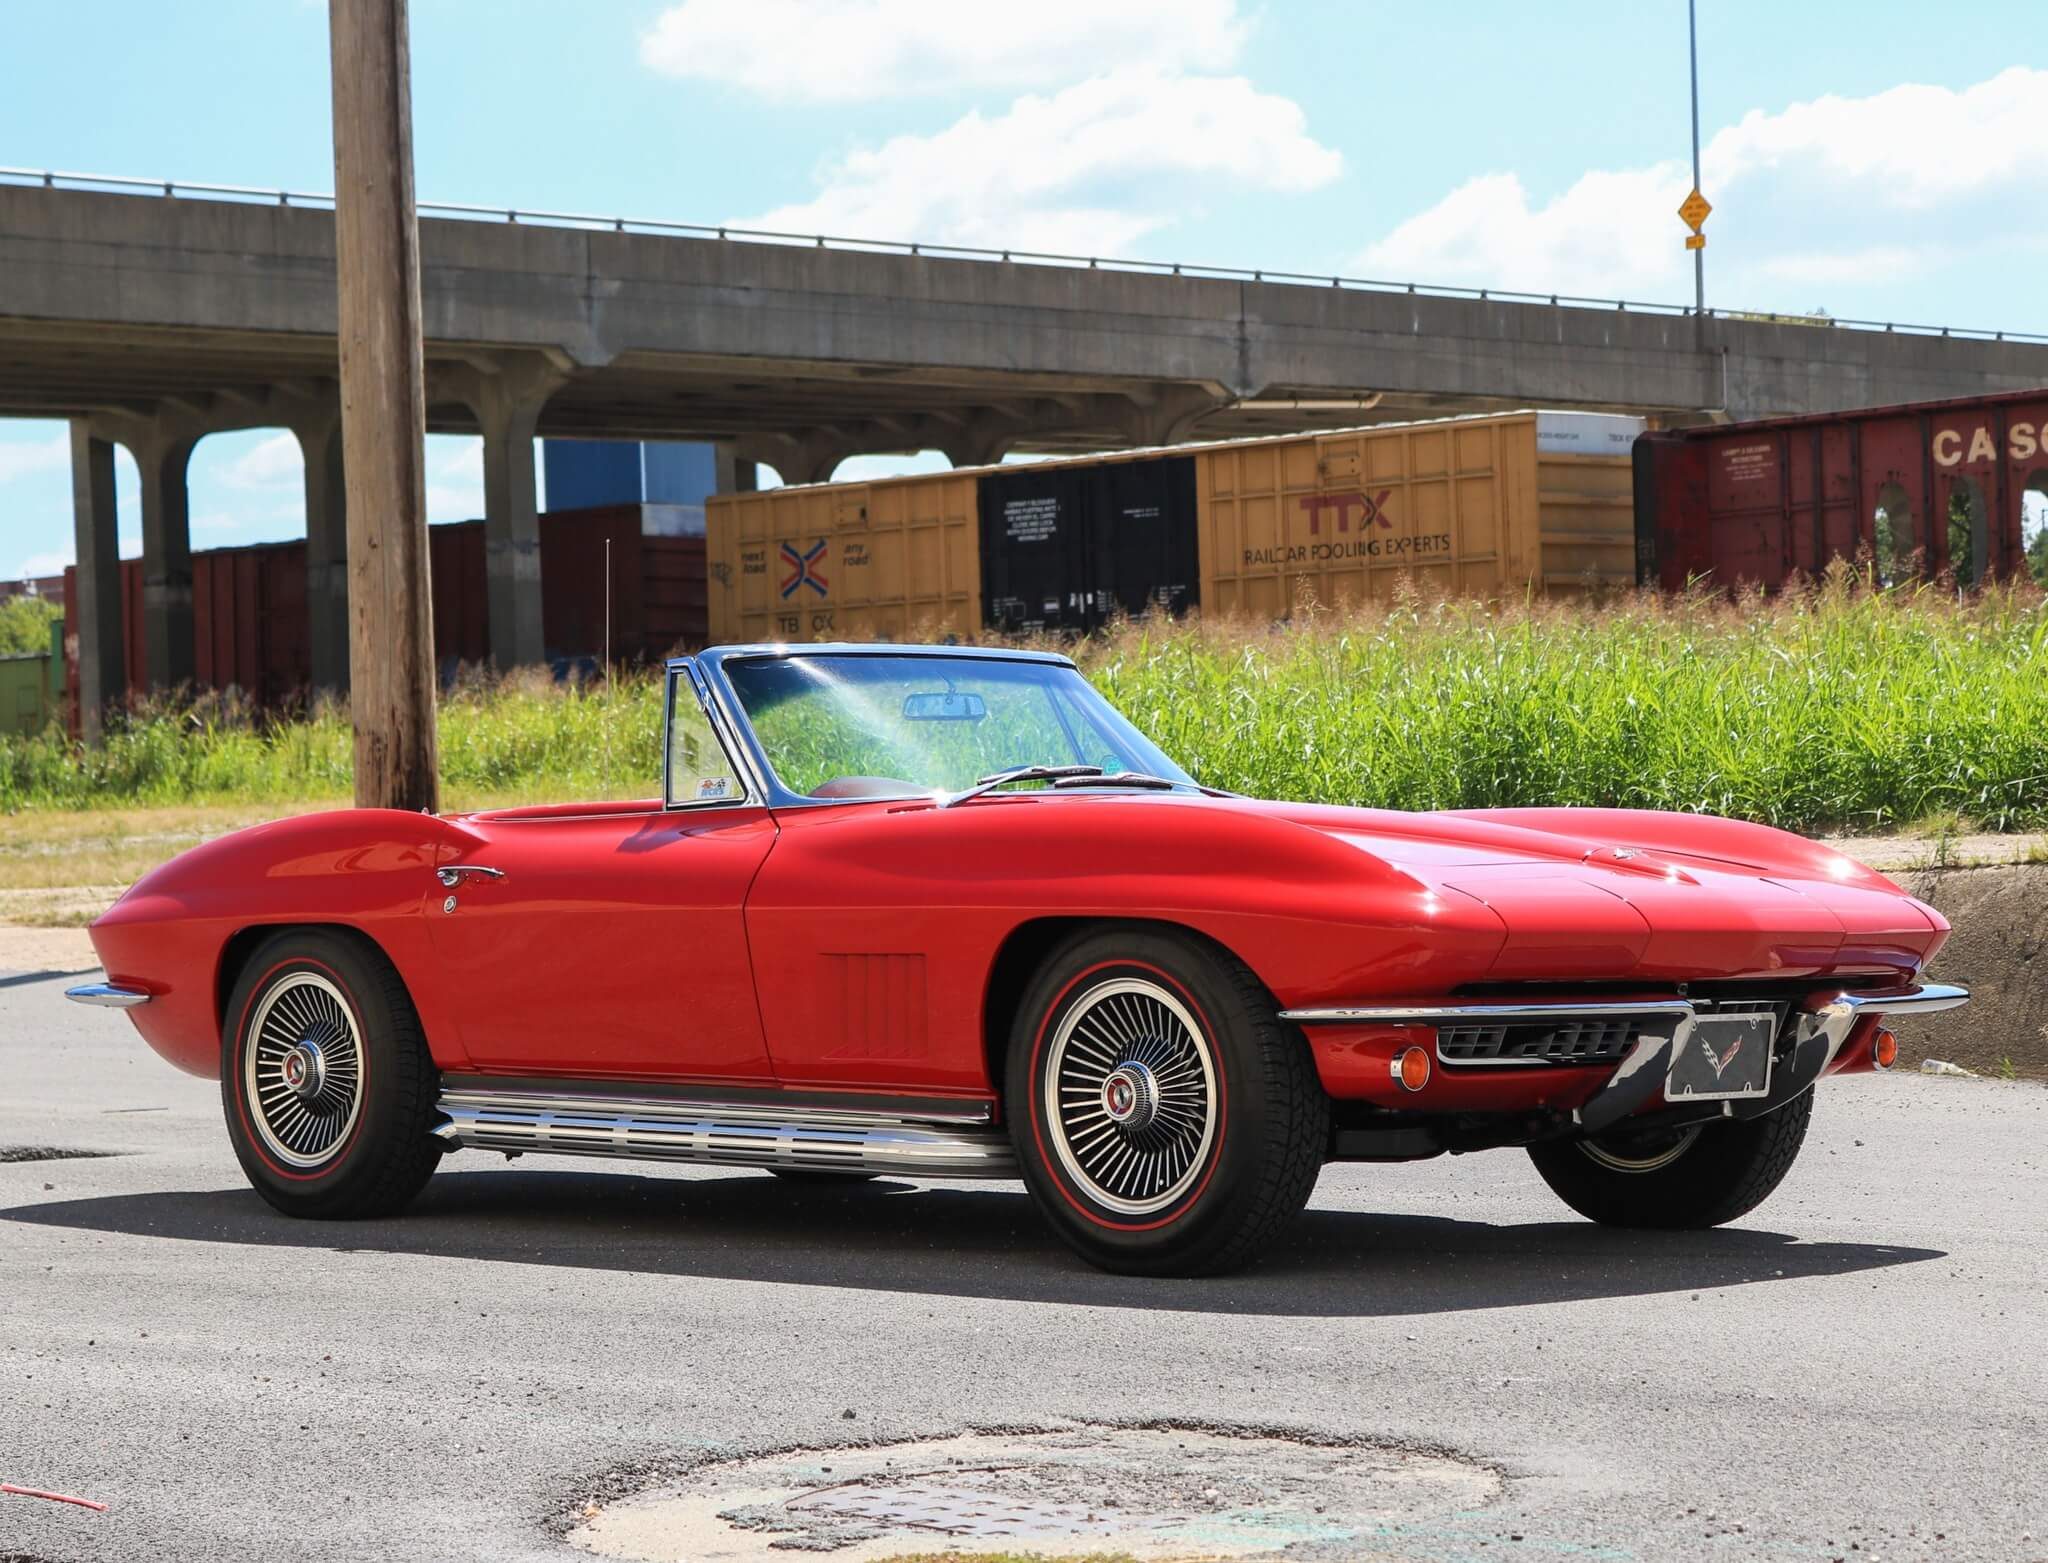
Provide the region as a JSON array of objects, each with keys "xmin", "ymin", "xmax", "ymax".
[
  {"xmin": 1633, "ymin": 389, "xmax": 2048, "ymax": 590},
  {"xmin": 62, "ymin": 505, "xmax": 705, "ymax": 731}
]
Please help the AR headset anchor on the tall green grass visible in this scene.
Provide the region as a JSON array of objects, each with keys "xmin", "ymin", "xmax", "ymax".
[
  {"xmin": 0, "ymin": 670, "xmax": 661, "ymax": 814},
  {"xmin": 4, "ymin": 577, "xmax": 2045, "ymax": 833},
  {"xmin": 1091, "ymin": 579, "xmax": 2048, "ymax": 832}
]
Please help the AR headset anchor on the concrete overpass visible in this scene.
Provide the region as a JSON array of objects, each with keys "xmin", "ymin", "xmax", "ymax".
[{"xmin": 7, "ymin": 175, "xmax": 2048, "ymax": 703}]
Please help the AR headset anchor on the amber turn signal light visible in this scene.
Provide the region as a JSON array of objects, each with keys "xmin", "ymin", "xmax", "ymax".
[
  {"xmin": 1391, "ymin": 1045, "xmax": 1432, "ymax": 1092},
  {"xmin": 1872, "ymin": 1028, "xmax": 1899, "ymax": 1070}
]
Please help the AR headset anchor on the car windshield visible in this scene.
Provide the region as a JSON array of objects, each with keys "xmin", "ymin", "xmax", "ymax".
[{"xmin": 719, "ymin": 653, "xmax": 1194, "ymax": 800}]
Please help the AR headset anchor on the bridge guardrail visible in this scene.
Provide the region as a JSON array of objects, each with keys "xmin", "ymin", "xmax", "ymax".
[{"xmin": 4, "ymin": 164, "xmax": 2045, "ymax": 347}]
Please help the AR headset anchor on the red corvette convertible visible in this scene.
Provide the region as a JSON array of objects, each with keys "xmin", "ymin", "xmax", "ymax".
[{"xmin": 72, "ymin": 643, "xmax": 1966, "ymax": 1274}]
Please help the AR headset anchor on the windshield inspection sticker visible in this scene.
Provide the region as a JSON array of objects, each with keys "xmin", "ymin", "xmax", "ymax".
[{"xmin": 695, "ymin": 777, "xmax": 733, "ymax": 800}]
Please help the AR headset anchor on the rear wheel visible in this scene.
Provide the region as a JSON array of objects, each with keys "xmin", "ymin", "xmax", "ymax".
[
  {"xmin": 221, "ymin": 929, "xmax": 441, "ymax": 1219},
  {"xmin": 1527, "ymin": 1092, "xmax": 1813, "ymax": 1228},
  {"xmin": 1006, "ymin": 926, "xmax": 1328, "ymax": 1276}
]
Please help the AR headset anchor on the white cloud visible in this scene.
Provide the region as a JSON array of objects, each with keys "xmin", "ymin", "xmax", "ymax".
[
  {"xmin": 1754, "ymin": 246, "xmax": 1930, "ymax": 286},
  {"xmin": 735, "ymin": 67, "xmax": 1342, "ymax": 253},
  {"xmin": 424, "ymin": 434, "xmax": 485, "ymax": 523},
  {"xmin": 219, "ymin": 431, "xmax": 302, "ymax": 490},
  {"xmin": 1359, "ymin": 165, "xmax": 1689, "ymax": 300},
  {"xmin": 434, "ymin": 439, "xmax": 482, "ymax": 482},
  {"xmin": 640, "ymin": 0, "xmax": 1248, "ymax": 102},
  {"xmin": 13, "ymin": 549, "xmax": 72, "ymax": 580},
  {"xmin": 1703, "ymin": 67, "xmax": 2047, "ymax": 210},
  {"xmin": 0, "ymin": 432, "xmax": 69, "ymax": 484},
  {"xmin": 828, "ymin": 450, "xmax": 953, "ymax": 485},
  {"xmin": 425, "ymin": 488, "xmax": 484, "ymax": 522},
  {"xmin": 1357, "ymin": 66, "xmax": 2048, "ymax": 303}
]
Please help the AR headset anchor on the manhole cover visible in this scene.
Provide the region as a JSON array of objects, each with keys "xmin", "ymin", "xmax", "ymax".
[{"xmin": 570, "ymin": 1426, "xmax": 1499, "ymax": 1561}]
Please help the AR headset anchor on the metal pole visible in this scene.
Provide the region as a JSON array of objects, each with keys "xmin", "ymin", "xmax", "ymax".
[{"xmin": 1689, "ymin": 0, "xmax": 1704, "ymax": 319}]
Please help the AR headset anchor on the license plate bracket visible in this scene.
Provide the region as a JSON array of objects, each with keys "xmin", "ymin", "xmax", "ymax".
[{"xmin": 1667, "ymin": 1012, "xmax": 1775, "ymax": 1102}]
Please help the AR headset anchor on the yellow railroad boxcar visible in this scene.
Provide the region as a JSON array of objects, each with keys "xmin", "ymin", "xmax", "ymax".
[{"xmin": 706, "ymin": 411, "xmax": 1642, "ymax": 643}]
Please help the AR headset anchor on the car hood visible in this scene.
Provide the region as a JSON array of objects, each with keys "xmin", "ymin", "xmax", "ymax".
[{"xmin": 1226, "ymin": 797, "xmax": 1948, "ymax": 982}]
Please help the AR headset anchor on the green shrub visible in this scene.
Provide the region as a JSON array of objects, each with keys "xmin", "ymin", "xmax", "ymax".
[{"xmin": 0, "ymin": 593, "xmax": 62, "ymax": 656}]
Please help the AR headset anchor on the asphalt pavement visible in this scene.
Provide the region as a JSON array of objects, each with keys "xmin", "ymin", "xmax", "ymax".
[{"xmin": 2, "ymin": 962, "xmax": 2043, "ymax": 1563}]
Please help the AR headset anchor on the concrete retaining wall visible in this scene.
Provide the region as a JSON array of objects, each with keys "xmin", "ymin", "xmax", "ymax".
[{"xmin": 1891, "ymin": 863, "xmax": 2047, "ymax": 1079}]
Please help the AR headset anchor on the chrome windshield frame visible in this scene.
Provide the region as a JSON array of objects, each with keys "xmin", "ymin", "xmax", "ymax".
[{"xmin": 686, "ymin": 642, "xmax": 1170, "ymax": 811}]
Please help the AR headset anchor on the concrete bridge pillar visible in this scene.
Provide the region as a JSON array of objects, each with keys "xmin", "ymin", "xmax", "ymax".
[
  {"xmin": 290, "ymin": 404, "xmax": 350, "ymax": 696},
  {"xmin": 734, "ymin": 431, "xmax": 854, "ymax": 488},
  {"xmin": 67, "ymin": 422, "xmax": 126, "ymax": 743},
  {"xmin": 1120, "ymin": 385, "xmax": 1231, "ymax": 448},
  {"xmin": 446, "ymin": 356, "xmax": 566, "ymax": 668},
  {"xmin": 134, "ymin": 431, "xmax": 196, "ymax": 692},
  {"xmin": 712, "ymin": 442, "xmax": 757, "ymax": 495},
  {"xmin": 939, "ymin": 418, "xmax": 1017, "ymax": 470}
]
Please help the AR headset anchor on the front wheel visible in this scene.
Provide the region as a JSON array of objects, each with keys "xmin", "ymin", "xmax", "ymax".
[
  {"xmin": 221, "ymin": 928, "xmax": 442, "ymax": 1219},
  {"xmin": 1006, "ymin": 926, "xmax": 1328, "ymax": 1276},
  {"xmin": 1527, "ymin": 1091, "xmax": 1813, "ymax": 1229}
]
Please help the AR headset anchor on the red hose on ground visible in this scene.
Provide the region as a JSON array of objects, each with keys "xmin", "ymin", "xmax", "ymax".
[{"xmin": 2, "ymin": 1480, "xmax": 107, "ymax": 1512}]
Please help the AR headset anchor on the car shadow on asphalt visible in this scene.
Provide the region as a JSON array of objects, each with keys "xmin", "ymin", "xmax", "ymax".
[{"xmin": 0, "ymin": 1164, "xmax": 1944, "ymax": 1317}]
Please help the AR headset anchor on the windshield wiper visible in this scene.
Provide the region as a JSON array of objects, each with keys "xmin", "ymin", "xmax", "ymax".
[
  {"xmin": 939, "ymin": 765, "xmax": 1102, "ymax": 808},
  {"xmin": 940, "ymin": 765, "xmax": 1234, "ymax": 807},
  {"xmin": 1049, "ymin": 770, "xmax": 1186, "ymax": 792}
]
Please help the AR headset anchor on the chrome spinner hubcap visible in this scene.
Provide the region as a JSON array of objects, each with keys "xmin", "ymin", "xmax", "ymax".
[
  {"xmin": 280, "ymin": 1041, "xmax": 326, "ymax": 1099},
  {"xmin": 1101, "ymin": 1062, "xmax": 1160, "ymax": 1130},
  {"xmin": 245, "ymin": 972, "xmax": 364, "ymax": 1169},
  {"xmin": 1044, "ymin": 976, "xmax": 1218, "ymax": 1216}
]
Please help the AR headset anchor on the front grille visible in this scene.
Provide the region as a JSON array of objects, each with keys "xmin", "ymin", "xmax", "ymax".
[
  {"xmin": 1434, "ymin": 994, "xmax": 1799, "ymax": 1068},
  {"xmin": 1437, "ymin": 1018, "xmax": 1638, "ymax": 1065}
]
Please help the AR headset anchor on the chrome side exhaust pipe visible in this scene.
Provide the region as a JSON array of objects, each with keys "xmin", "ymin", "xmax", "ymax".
[{"xmin": 432, "ymin": 1086, "xmax": 1019, "ymax": 1179}]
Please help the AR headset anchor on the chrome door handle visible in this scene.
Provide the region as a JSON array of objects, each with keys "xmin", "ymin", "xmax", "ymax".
[{"xmin": 436, "ymin": 865, "xmax": 507, "ymax": 887}]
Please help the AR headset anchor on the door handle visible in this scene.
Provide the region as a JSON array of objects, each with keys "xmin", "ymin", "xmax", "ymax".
[{"xmin": 437, "ymin": 865, "xmax": 507, "ymax": 887}]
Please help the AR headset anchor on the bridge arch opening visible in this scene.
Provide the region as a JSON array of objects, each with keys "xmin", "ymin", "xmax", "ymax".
[
  {"xmin": 2024, "ymin": 470, "xmax": 2048, "ymax": 589},
  {"xmin": 1872, "ymin": 481, "xmax": 1914, "ymax": 585},
  {"xmin": 1943, "ymin": 476, "xmax": 1989, "ymax": 588}
]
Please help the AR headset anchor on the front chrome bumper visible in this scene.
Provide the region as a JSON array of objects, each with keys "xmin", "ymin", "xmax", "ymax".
[
  {"xmin": 1278, "ymin": 984, "xmax": 1970, "ymax": 1030},
  {"xmin": 1285, "ymin": 982, "xmax": 1970, "ymax": 1133}
]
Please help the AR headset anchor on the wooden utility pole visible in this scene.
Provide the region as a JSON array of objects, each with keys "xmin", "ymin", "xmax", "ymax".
[{"xmin": 329, "ymin": 0, "xmax": 439, "ymax": 811}]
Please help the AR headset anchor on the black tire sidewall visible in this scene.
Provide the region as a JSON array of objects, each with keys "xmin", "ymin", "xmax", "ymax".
[
  {"xmin": 1007, "ymin": 928, "xmax": 1294, "ymax": 1271},
  {"xmin": 220, "ymin": 929, "xmax": 427, "ymax": 1217},
  {"xmin": 1528, "ymin": 1092, "xmax": 1814, "ymax": 1229}
]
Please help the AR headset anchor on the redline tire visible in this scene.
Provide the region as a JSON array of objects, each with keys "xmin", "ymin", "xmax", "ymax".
[
  {"xmin": 1006, "ymin": 926, "xmax": 1328, "ymax": 1276},
  {"xmin": 220, "ymin": 929, "xmax": 442, "ymax": 1220},
  {"xmin": 1527, "ymin": 1091, "xmax": 1814, "ymax": 1229}
]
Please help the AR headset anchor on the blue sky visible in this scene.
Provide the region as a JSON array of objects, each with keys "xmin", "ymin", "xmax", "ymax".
[{"xmin": 5, "ymin": 0, "xmax": 2047, "ymax": 579}]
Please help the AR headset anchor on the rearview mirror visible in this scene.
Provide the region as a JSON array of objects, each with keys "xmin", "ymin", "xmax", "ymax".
[{"xmin": 902, "ymin": 690, "xmax": 987, "ymax": 722}]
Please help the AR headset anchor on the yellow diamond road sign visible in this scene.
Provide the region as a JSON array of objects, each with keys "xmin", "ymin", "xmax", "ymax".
[{"xmin": 1679, "ymin": 189, "xmax": 1712, "ymax": 232}]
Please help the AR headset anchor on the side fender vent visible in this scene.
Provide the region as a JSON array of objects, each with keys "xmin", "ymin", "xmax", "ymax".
[{"xmin": 821, "ymin": 953, "xmax": 930, "ymax": 1060}]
